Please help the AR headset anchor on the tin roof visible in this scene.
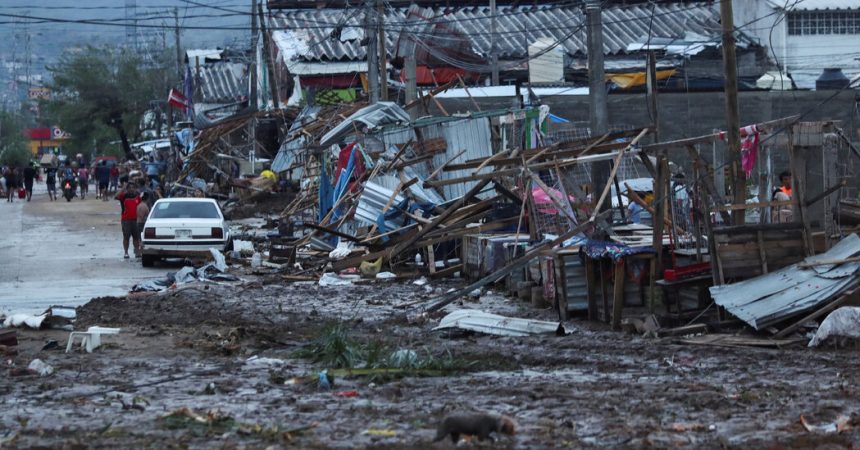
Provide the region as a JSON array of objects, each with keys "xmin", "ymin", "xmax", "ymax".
[
  {"xmin": 268, "ymin": 2, "xmax": 752, "ymax": 64},
  {"xmin": 710, "ymin": 233, "xmax": 860, "ymax": 330},
  {"xmin": 198, "ymin": 62, "xmax": 248, "ymax": 104}
]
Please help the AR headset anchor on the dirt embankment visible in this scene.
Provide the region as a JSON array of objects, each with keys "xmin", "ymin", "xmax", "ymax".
[{"xmin": 4, "ymin": 279, "xmax": 860, "ymax": 449}]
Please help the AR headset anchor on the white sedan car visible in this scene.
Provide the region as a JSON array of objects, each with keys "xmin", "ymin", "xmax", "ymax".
[{"xmin": 141, "ymin": 198, "xmax": 232, "ymax": 267}]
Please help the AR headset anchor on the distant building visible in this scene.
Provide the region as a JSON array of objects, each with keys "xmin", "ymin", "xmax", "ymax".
[
  {"xmin": 25, "ymin": 127, "xmax": 69, "ymax": 157},
  {"xmin": 735, "ymin": 0, "xmax": 860, "ymax": 88}
]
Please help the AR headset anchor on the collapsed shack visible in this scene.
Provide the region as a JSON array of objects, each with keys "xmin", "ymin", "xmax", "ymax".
[
  {"xmin": 196, "ymin": 82, "xmax": 860, "ymax": 348},
  {"xmin": 632, "ymin": 117, "xmax": 860, "ymax": 344},
  {"xmin": 177, "ymin": 108, "xmax": 298, "ymax": 210}
]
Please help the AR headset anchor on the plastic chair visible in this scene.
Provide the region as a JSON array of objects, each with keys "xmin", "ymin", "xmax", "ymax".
[{"xmin": 65, "ymin": 326, "xmax": 121, "ymax": 353}]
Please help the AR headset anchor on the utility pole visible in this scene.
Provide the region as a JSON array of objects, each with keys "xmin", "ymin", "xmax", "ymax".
[
  {"xmin": 490, "ymin": 0, "xmax": 499, "ymax": 85},
  {"xmin": 646, "ymin": 51, "xmax": 659, "ymax": 142},
  {"xmin": 377, "ymin": 0, "xmax": 387, "ymax": 101},
  {"xmin": 250, "ymin": 0, "xmax": 258, "ymax": 111},
  {"xmin": 174, "ymin": 8, "xmax": 182, "ymax": 82},
  {"xmin": 586, "ymin": 0, "xmax": 610, "ymax": 212},
  {"xmin": 366, "ymin": 0, "xmax": 379, "ymax": 104},
  {"xmin": 258, "ymin": 3, "xmax": 279, "ymax": 109},
  {"xmin": 720, "ymin": 0, "xmax": 744, "ymax": 225}
]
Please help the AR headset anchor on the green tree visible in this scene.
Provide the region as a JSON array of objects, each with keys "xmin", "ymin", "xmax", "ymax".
[
  {"xmin": 44, "ymin": 45, "xmax": 177, "ymax": 159},
  {"xmin": 0, "ymin": 111, "xmax": 31, "ymax": 167}
]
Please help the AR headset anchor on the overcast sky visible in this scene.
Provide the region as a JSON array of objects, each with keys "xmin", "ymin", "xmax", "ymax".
[{"xmin": 0, "ymin": 0, "xmax": 249, "ymax": 79}]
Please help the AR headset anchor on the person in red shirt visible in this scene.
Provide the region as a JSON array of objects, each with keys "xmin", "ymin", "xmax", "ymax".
[{"xmin": 115, "ymin": 183, "xmax": 142, "ymax": 259}]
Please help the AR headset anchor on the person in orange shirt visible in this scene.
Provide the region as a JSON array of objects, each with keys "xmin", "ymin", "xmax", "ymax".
[{"xmin": 772, "ymin": 170, "xmax": 793, "ymax": 222}]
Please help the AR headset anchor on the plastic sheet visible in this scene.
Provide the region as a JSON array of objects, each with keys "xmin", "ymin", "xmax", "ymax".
[{"xmin": 809, "ymin": 306, "xmax": 860, "ymax": 347}]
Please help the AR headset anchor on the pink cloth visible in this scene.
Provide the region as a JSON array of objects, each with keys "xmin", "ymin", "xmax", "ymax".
[
  {"xmin": 531, "ymin": 186, "xmax": 576, "ymax": 215},
  {"xmin": 741, "ymin": 128, "xmax": 760, "ymax": 177}
]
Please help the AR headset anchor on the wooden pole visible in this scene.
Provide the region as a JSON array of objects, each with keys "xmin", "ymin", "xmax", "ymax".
[{"xmin": 719, "ymin": 0, "xmax": 744, "ymax": 225}]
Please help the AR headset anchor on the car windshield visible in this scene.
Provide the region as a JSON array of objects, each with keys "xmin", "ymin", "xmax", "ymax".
[{"xmin": 150, "ymin": 201, "xmax": 220, "ymax": 219}]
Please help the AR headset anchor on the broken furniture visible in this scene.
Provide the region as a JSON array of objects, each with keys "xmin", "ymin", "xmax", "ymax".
[
  {"xmin": 656, "ymin": 274, "xmax": 713, "ymax": 324},
  {"xmin": 65, "ymin": 326, "xmax": 121, "ymax": 353}
]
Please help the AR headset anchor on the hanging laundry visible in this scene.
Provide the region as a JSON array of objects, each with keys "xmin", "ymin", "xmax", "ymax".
[{"xmin": 740, "ymin": 125, "xmax": 760, "ymax": 177}]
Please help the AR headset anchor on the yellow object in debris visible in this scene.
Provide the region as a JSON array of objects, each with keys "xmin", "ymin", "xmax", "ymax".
[
  {"xmin": 359, "ymin": 257, "xmax": 382, "ymax": 278},
  {"xmin": 365, "ymin": 429, "xmax": 397, "ymax": 437},
  {"xmin": 607, "ymin": 69, "xmax": 676, "ymax": 89},
  {"xmin": 642, "ymin": 193, "xmax": 655, "ymax": 205},
  {"xmin": 260, "ymin": 169, "xmax": 277, "ymax": 182}
]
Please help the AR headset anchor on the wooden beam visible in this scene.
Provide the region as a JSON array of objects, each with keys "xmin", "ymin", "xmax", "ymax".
[
  {"xmin": 527, "ymin": 170, "xmax": 577, "ymax": 223},
  {"xmin": 444, "ymin": 141, "xmax": 629, "ymax": 171},
  {"xmin": 473, "ymin": 149, "xmax": 510, "ymax": 174},
  {"xmin": 798, "ymin": 256, "xmax": 860, "ymax": 269},
  {"xmin": 622, "ymin": 184, "xmax": 673, "ymax": 227},
  {"xmin": 591, "ymin": 128, "xmax": 651, "ymax": 222},
  {"xmin": 427, "ymin": 148, "xmax": 467, "ymax": 181},
  {"xmin": 611, "ymin": 260, "xmax": 626, "ymax": 331},
  {"xmin": 426, "ymin": 149, "xmax": 640, "ymax": 188},
  {"xmin": 805, "ymin": 179, "xmax": 848, "ymax": 207},
  {"xmin": 686, "ymin": 145, "xmax": 732, "ymax": 224},
  {"xmin": 404, "ymin": 79, "xmax": 457, "ymax": 111},
  {"xmin": 714, "ymin": 199, "xmax": 795, "ymax": 212}
]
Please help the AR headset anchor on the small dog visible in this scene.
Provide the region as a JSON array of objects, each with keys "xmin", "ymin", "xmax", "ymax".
[{"xmin": 433, "ymin": 413, "xmax": 516, "ymax": 443}]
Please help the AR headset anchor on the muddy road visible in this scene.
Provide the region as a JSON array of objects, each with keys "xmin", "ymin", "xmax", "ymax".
[
  {"xmin": 3, "ymin": 274, "xmax": 860, "ymax": 449},
  {"xmin": 0, "ymin": 185, "xmax": 162, "ymax": 316}
]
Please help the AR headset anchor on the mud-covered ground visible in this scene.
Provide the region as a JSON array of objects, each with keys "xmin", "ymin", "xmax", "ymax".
[{"xmin": 3, "ymin": 274, "xmax": 860, "ymax": 449}]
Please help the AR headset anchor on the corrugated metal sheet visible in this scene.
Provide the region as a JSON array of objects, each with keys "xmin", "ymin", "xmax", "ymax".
[
  {"xmin": 558, "ymin": 251, "xmax": 589, "ymax": 312},
  {"xmin": 269, "ymin": 3, "xmax": 753, "ymax": 64},
  {"xmin": 355, "ymin": 181, "xmax": 407, "ymax": 231},
  {"xmin": 434, "ymin": 309, "xmax": 564, "ymax": 336},
  {"xmin": 435, "ymin": 117, "xmax": 494, "ymax": 200},
  {"xmin": 271, "ymin": 135, "xmax": 307, "ymax": 174},
  {"xmin": 199, "ymin": 62, "xmax": 248, "ymax": 104},
  {"xmin": 320, "ymin": 102, "xmax": 410, "ymax": 147},
  {"xmin": 710, "ymin": 233, "xmax": 860, "ymax": 330},
  {"xmin": 790, "ymin": 0, "xmax": 860, "ymax": 10}
]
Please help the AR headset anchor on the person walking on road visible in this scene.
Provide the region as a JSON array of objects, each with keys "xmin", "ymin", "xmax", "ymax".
[
  {"xmin": 23, "ymin": 163, "xmax": 36, "ymax": 202},
  {"xmin": 95, "ymin": 160, "xmax": 110, "ymax": 200},
  {"xmin": 116, "ymin": 183, "xmax": 142, "ymax": 259},
  {"xmin": 78, "ymin": 165, "xmax": 89, "ymax": 200},
  {"xmin": 45, "ymin": 166, "xmax": 58, "ymax": 201},
  {"xmin": 109, "ymin": 164, "xmax": 119, "ymax": 193},
  {"xmin": 137, "ymin": 191, "xmax": 150, "ymax": 242},
  {"xmin": 4, "ymin": 166, "xmax": 18, "ymax": 203}
]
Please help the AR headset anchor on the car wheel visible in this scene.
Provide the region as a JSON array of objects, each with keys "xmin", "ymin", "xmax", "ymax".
[{"xmin": 141, "ymin": 255, "xmax": 155, "ymax": 267}]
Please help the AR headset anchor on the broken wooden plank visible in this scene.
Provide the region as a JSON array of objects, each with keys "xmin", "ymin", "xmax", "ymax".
[
  {"xmin": 797, "ymin": 256, "xmax": 860, "ymax": 269},
  {"xmin": 427, "ymin": 148, "xmax": 467, "ymax": 181},
  {"xmin": 591, "ymin": 128, "xmax": 651, "ymax": 222},
  {"xmin": 611, "ymin": 260, "xmax": 626, "ymax": 331}
]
